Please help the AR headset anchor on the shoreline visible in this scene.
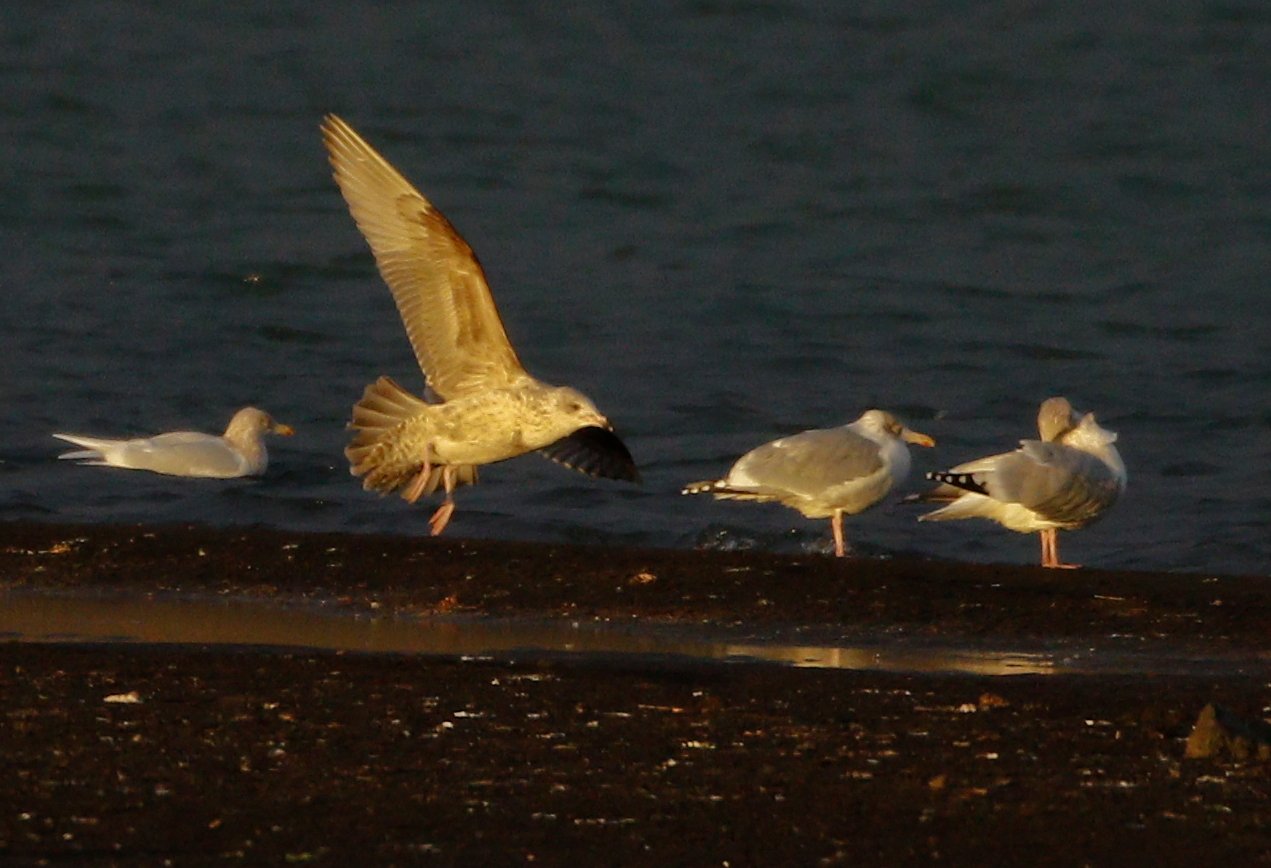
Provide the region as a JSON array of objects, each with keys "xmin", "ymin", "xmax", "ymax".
[
  {"xmin": 3, "ymin": 520, "xmax": 1269, "ymax": 646},
  {"xmin": 3, "ymin": 520, "xmax": 1270, "ymax": 865}
]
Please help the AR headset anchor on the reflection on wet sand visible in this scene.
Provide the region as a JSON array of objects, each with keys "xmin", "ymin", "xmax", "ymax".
[
  {"xmin": 719, "ymin": 644, "xmax": 1056, "ymax": 676},
  {"xmin": 1, "ymin": 591, "xmax": 1263, "ymax": 678}
]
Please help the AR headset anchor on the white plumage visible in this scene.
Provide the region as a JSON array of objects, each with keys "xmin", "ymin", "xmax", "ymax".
[
  {"xmin": 684, "ymin": 410, "xmax": 935, "ymax": 557},
  {"xmin": 915, "ymin": 397, "xmax": 1126, "ymax": 568},
  {"xmin": 53, "ymin": 407, "xmax": 293, "ymax": 479}
]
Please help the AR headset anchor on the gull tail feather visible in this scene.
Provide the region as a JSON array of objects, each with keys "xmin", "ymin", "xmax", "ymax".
[
  {"xmin": 346, "ymin": 377, "xmax": 432, "ymax": 488},
  {"xmin": 911, "ymin": 472, "xmax": 1003, "ymax": 523},
  {"xmin": 345, "ymin": 377, "xmax": 478, "ymax": 497},
  {"xmin": 917, "ymin": 492, "xmax": 1000, "ymax": 523},
  {"xmin": 349, "ymin": 377, "xmax": 431, "ymax": 434},
  {"xmin": 681, "ymin": 479, "xmax": 772, "ymax": 503},
  {"xmin": 52, "ymin": 433, "xmax": 115, "ymax": 462}
]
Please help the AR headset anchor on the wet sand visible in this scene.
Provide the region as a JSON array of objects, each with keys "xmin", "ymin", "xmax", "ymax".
[{"xmin": 3, "ymin": 521, "xmax": 1270, "ymax": 865}]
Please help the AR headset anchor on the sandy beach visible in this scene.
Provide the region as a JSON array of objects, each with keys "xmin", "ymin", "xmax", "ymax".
[{"xmin": 3, "ymin": 521, "xmax": 1269, "ymax": 865}]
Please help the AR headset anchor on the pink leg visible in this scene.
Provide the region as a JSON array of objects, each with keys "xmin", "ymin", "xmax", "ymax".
[
  {"xmin": 831, "ymin": 511, "xmax": 848, "ymax": 558},
  {"xmin": 402, "ymin": 451, "xmax": 433, "ymax": 504},
  {"xmin": 427, "ymin": 466, "xmax": 458, "ymax": 536},
  {"xmin": 1041, "ymin": 529, "xmax": 1080, "ymax": 569},
  {"xmin": 428, "ymin": 501, "xmax": 455, "ymax": 536}
]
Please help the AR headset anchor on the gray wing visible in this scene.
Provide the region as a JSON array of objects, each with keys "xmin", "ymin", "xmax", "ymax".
[
  {"xmin": 730, "ymin": 428, "xmax": 884, "ymax": 497},
  {"xmin": 986, "ymin": 441, "xmax": 1122, "ymax": 525},
  {"xmin": 125, "ymin": 434, "xmax": 251, "ymax": 477},
  {"xmin": 321, "ymin": 115, "xmax": 527, "ymax": 400}
]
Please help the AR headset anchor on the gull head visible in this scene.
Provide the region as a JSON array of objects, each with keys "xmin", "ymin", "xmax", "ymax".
[
  {"xmin": 542, "ymin": 386, "xmax": 611, "ymax": 434},
  {"xmin": 856, "ymin": 409, "xmax": 935, "ymax": 448},
  {"xmin": 1037, "ymin": 396, "xmax": 1079, "ymax": 442},
  {"xmin": 225, "ymin": 407, "xmax": 295, "ymax": 441}
]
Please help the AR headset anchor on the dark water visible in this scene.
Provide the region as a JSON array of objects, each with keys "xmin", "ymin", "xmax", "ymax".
[{"xmin": 2, "ymin": 2, "xmax": 1267, "ymax": 574}]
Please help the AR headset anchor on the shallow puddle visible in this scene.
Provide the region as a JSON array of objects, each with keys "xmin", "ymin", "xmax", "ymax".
[{"xmin": 1, "ymin": 590, "xmax": 1265, "ymax": 678}]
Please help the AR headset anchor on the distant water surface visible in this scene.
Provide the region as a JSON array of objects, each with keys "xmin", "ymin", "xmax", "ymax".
[{"xmin": 1, "ymin": 2, "xmax": 1267, "ymax": 574}]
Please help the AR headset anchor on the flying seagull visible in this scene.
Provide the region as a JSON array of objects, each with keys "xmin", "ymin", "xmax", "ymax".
[
  {"xmin": 320, "ymin": 114, "xmax": 638, "ymax": 536},
  {"xmin": 53, "ymin": 407, "xmax": 293, "ymax": 478},
  {"xmin": 683, "ymin": 410, "xmax": 934, "ymax": 557},
  {"xmin": 913, "ymin": 397, "xmax": 1126, "ymax": 568}
]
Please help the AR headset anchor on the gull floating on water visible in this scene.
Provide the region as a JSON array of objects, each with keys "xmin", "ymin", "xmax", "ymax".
[
  {"xmin": 321, "ymin": 114, "xmax": 639, "ymax": 536},
  {"xmin": 53, "ymin": 407, "xmax": 293, "ymax": 478},
  {"xmin": 912, "ymin": 397, "xmax": 1126, "ymax": 568},
  {"xmin": 682, "ymin": 410, "xmax": 935, "ymax": 557}
]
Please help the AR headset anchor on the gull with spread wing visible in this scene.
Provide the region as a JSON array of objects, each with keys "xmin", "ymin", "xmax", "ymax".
[{"xmin": 321, "ymin": 115, "xmax": 638, "ymax": 536}]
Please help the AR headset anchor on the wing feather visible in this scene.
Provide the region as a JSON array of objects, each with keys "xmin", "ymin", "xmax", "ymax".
[
  {"xmin": 538, "ymin": 427, "xmax": 640, "ymax": 482},
  {"xmin": 973, "ymin": 442, "xmax": 1122, "ymax": 526},
  {"xmin": 729, "ymin": 428, "xmax": 884, "ymax": 497},
  {"xmin": 321, "ymin": 114, "xmax": 526, "ymax": 399}
]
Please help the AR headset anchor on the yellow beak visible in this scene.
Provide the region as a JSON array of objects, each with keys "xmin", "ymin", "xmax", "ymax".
[{"xmin": 902, "ymin": 428, "xmax": 935, "ymax": 448}]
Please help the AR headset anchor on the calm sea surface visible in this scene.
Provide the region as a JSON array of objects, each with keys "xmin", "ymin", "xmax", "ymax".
[{"xmin": 2, "ymin": 2, "xmax": 1267, "ymax": 574}]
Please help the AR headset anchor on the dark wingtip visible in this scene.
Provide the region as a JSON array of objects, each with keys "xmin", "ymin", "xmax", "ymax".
[
  {"xmin": 539, "ymin": 426, "xmax": 640, "ymax": 483},
  {"xmin": 926, "ymin": 470, "xmax": 989, "ymax": 496}
]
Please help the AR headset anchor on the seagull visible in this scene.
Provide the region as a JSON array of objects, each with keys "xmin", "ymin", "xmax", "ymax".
[
  {"xmin": 53, "ymin": 407, "xmax": 293, "ymax": 478},
  {"xmin": 913, "ymin": 397, "xmax": 1126, "ymax": 568},
  {"xmin": 682, "ymin": 410, "xmax": 935, "ymax": 557},
  {"xmin": 320, "ymin": 114, "xmax": 638, "ymax": 536}
]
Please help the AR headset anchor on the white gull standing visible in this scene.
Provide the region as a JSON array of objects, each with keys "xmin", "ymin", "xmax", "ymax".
[
  {"xmin": 914, "ymin": 397, "xmax": 1126, "ymax": 568},
  {"xmin": 53, "ymin": 407, "xmax": 293, "ymax": 478},
  {"xmin": 682, "ymin": 410, "xmax": 935, "ymax": 557},
  {"xmin": 321, "ymin": 115, "xmax": 638, "ymax": 536}
]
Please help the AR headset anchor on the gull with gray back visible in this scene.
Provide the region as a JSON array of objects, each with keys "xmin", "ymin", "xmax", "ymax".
[
  {"xmin": 913, "ymin": 397, "xmax": 1126, "ymax": 568},
  {"xmin": 683, "ymin": 410, "xmax": 934, "ymax": 557},
  {"xmin": 53, "ymin": 407, "xmax": 293, "ymax": 478}
]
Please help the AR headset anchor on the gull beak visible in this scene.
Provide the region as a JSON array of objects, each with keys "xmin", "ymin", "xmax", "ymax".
[
  {"xmin": 273, "ymin": 423, "xmax": 296, "ymax": 436},
  {"xmin": 902, "ymin": 428, "xmax": 935, "ymax": 448}
]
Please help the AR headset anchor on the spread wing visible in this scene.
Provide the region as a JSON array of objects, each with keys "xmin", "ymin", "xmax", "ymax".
[
  {"xmin": 539, "ymin": 426, "xmax": 640, "ymax": 483},
  {"xmin": 321, "ymin": 114, "xmax": 526, "ymax": 399}
]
